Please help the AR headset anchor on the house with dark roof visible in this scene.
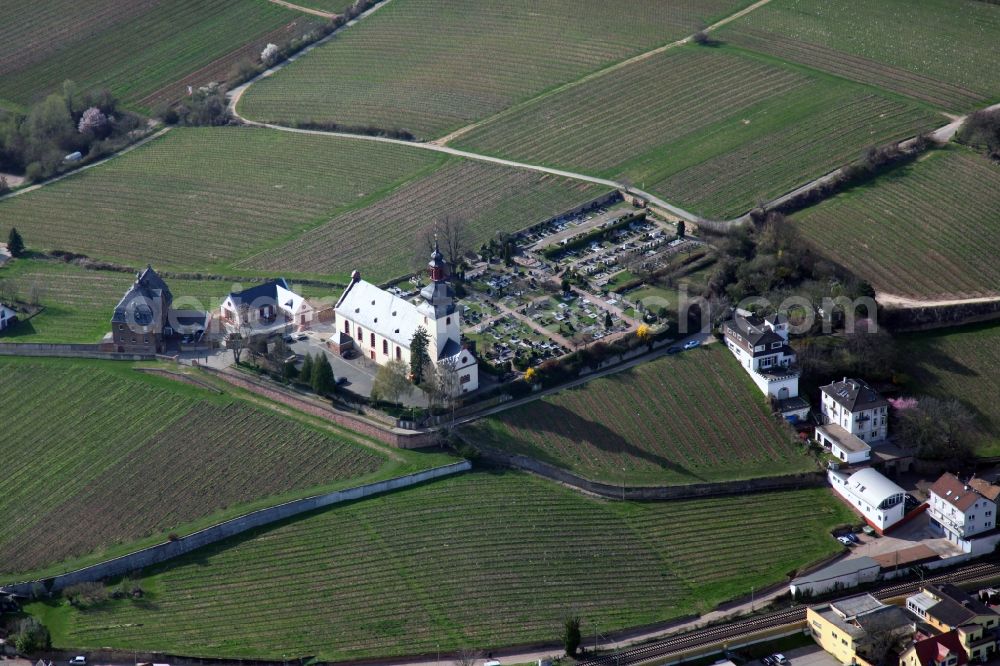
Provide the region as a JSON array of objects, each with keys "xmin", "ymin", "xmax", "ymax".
[
  {"xmin": 110, "ymin": 265, "xmax": 173, "ymax": 353},
  {"xmin": 0, "ymin": 303, "xmax": 17, "ymax": 332},
  {"xmin": 220, "ymin": 278, "xmax": 313, "ymax": 334},
  {"xmin": 721, "ymin": 309, "xmax": 800, "ymax": 401},
  {"xmin": 807, "ymin": 593, "xmax": 914, "ymax": 664},
  {"xmin": 928, "ymin": 473, "xmax": 1000, "ymax": 547},
  {"xmin": 820, "ymin": 377, "xmax": 889, "ymax": 443}
]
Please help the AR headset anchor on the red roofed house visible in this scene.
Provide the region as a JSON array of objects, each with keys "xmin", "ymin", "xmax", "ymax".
[{"xmin": 900, "ymin": 630, "xmax": 968, "ymax": 666}]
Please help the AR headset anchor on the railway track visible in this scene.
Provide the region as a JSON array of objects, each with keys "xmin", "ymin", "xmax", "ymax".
[{"xmin": 578, "ymin": 560, "xmax": 1000, "ymax": 666}]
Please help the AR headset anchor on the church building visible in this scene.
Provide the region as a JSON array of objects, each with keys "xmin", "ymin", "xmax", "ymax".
[{"xmin": 332, "ymin": 244, "xmax": 479, "ymax": 395}]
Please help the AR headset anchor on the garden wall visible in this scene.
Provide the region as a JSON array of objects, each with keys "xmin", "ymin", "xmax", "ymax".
[
  {"xmin": 0, "ymin": 461, "xmax": 471, "ymax": 596},
  {"xmin": 0, "ymin": 342, "xmax": 154, "ymax": 361},
  {"xmin": 475, "ymin": 444, "xmax": 825, "ymax": 500}
]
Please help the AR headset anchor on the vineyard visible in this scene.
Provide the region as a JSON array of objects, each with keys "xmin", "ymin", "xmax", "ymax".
[
  {"xmin": 0, "ymin": 0, "xmax": 300, "ymax": 110},
  {"xmin": 720, "ymin": 0, "xmax": 1000, "ymax": 113},
  {"xmin": 237, "ymin": 0, "xmax": 753, "ymax": 138},
  {"xmin": 240, "ymin": 159, "xmax": 609, "ymax": 282},
  {"xmin": 0, "ymin": 127, "xmax": 441, "ymax": 275},
  {"xmin": 468, "ymin": 345, "xmax": 814, "ymax": 486},
  {"xmin": 40, "ymin": 472, "xmax": 852, "ymax": 661},
  {"xmin": 0, "ymin": 357, "xmax": 391, "ymax": 579},
  {"xmin": 793, "ymin": 148, "xmax": 1000, "ymax": 300},
  {"xmin": 898, "ymin": 323, "xmax": 1000, "ymax": 456},
  {"xmin": 455, "ymin": 46, "xmax": 940, "ymax": 219},
  {"xmin": 0, "ymin": 259, "xmax": 271, "ymax": 343}
]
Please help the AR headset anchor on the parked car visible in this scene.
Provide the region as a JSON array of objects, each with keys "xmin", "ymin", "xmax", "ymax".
[
  {"xmin": 837, "ymin": 535, "xmax": 853, "ymax": 546},
  {"xmin": 296, "ymin": 333, "xmax": 308, "ymax": 341},
  {"xmin": 771, "ymin": 654, "xmax": 789, "ymax": 666},
  {"xmin": 761, "ymin": 656, "xmax": 776, "ymax": 666},
  {"xmin": 69, "ymin": 657, "xmax": 87, "ymax": 666},
  {"xmin": 666, "ymin": 346, "xmax": 682, "ymax": 355},
  {"xmin": 847, "ymin": 532, "xmax": 861, "ymax": 544},
  {"xmin": 180, "ymin": 334, "xmax": 192, "ymax": 344},
  {"xmin": 283, "ymin": 334, "xmax": 294, "ymax": 343},
  {"xmin": 683, "ymin": 339, "xmax": 701, "ymax": 350}
]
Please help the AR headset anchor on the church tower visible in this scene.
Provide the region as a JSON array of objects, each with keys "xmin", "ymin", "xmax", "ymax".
[{"xmin": 418, "ymin": 241, "xmax": 460, "ymax": 361}]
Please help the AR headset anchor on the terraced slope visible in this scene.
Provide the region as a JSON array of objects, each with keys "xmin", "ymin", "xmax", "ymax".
[
  {"xmin": 468, "ymin": 345, "xmax": 814, "ymax": 485},
  {"xmin": 237, "ymin": 0, "xmax": 753, "ymax": 137},
  {"xmin": 0, "ymin": 358, "xmax": 389, "ymax": 579},
  {"xmin": 455, "ymin": 46, "xmax": 940, "ymax": 219},
  {"xmin": 39, "ymin": 472, "xmax": 851, "ymax": 660},
  {"xmin": 794, "ymin": 149, "xmax": 1000, "ymax": 300},
  {"xmin": 0, "ymin": 127, "xmax": 441, "ymax": 274},
  {"xmin": 719, "ymin": 0, "xmax": 1000, "ymax": 112},
  {"xmin": 0, "ymin": 0, "xmax": 301, "ymax": 110},
  {"xmin": 898, "ymin": 323, "xmax": 1000, "ymax": 456},
  {"xmin": 239, "ymin": 159, "xmax": 608, "ymax": 280}
]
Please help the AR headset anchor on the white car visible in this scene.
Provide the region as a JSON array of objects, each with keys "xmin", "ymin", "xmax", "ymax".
[
  {"xmin": 69, "ymin": 657, "xmax": 87, "ymax": 666},
  {"xmin": 837, "ymin": 535, "xmax": 853, "ymax": 546},
  {"xmin": 682, "ymin": 339, "xmax": 701, "ymax": 350}
]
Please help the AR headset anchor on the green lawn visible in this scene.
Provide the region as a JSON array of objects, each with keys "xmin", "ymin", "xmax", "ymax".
[
  {"xmin": 0, "ymin": 259, "xmax": 297, "ymax": 343},
  {"xmin": 237, "ymin": 0, "xmax": 754, "ymax": 138},
  {"xmin": 468, "ymin": 344, "xmax": 815, "ymax": 486},
  {"xmin": 0, "ymin": 0, "xmax": 301, "ymax": 110},
  {"xmin": 0, "ymin": 357, "xmax": 420, "ymax": 580},
  {"xmin": 718, "ymin": 0, "xmax": 1000, "ymax": 112},
  {"xmin": 793, "ymin": 148, "xmax": 1000, "ymax": 300},
  {"xmin": 32, "ymin": 471, "xmax": 851, "ymax": 661},
  {"xmin": 897, "ymin": 322, "xmax": 1000, "ymax": 457},
  {"xmin": 455, "ymin": 45, "xmax": 941, "ymax": 219}
]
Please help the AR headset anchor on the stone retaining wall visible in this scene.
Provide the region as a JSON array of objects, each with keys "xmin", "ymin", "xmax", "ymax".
[
  {"xmin": 1, "ymin": 461, "xmax": 470, "ymax": 595},
  {"xmin": 0, "ymin": 342, "xmax": 154, "ymax": 361}
]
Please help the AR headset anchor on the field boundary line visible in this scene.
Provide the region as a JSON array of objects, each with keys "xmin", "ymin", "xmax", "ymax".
[
  {"xmin": 265, "ymin": 0, "xmax": 335, "ymax": 18},
  {"xmin": 432, "ymin": 0, "xmax": 776, "ymax": 146},
  {"xmin": 0, "ymin": 127, "xmax": 172, "ymax": 202},
  {"xmin": 0, "ymin": 460, "xmax": 471, "ymax": 595}
]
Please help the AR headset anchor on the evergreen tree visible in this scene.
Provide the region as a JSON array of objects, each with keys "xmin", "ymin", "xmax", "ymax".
[
  {"xmin": 299, "ymin": 353, "xmax": 314, "ymax": 385},
  {"xmin": 677, "ymin": 220, "xmax": 686, "ymax": 238},
  {"xmin": 604, "ymin": 311, "xmax": 613, "ymax": 329},
  {"xmin": 410, "ymin": 327, "xmax": 431, "ymax": 384},
  {"xmin": 311, "ymin": 353, "xmax": 336, "ymax": 395},
  {"xmin": 7, "ymin": 227, "xmax": 24, "ymax": 257}
]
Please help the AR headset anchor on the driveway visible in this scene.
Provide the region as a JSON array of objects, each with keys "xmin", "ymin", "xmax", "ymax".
[{"xmin": 844, "ymin": 512, "xmax": 964, "ymax": 561}]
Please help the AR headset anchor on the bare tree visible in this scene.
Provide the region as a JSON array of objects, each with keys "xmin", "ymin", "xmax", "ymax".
[
  {"xmin": 421, "ymin": 215, "xmax": 470, "ymax": 270},
  {"xmin": 437, "ymin": 356, "xmax": 462, "ymax": 424},
  {"xmin": 226, "ymin": 331, "xmax": 246, "ymax": 364},
  {"xmin": 453, "ymin": 648, "xmax": 480, "ymax": 666}
]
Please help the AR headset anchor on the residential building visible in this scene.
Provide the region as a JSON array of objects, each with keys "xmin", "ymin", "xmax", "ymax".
[
  {"xmin": 900, "ymin": 630, "xmax": 969, "ymax": 666},
  {"xmin": 110, "ymin": 265, "xmax": 173, "ymax": 354},
  {"xmin": 220, "ymin": 279, "xmax": 313, "ymax": 334},
  {"xmin": 333, "ymin": 244, "xmax": 478, "ymax": 395},
  {"xmin": 907, "ymin": 584, "xmax": 1000, "ymax": 634},
  {"xmin": 817, "ymin": 422, "xmax": 872, "ymax": 465},
  {"xmin": 722, "ymin": 309, "xmax": 799, "ymax": 399},
  {"xmin": 820, "ymin": 378, "xmax": 889, "ymax": 443},
  {"xmin": 828, "ymin": 467, "xmax": 908, "ymax": 532},
  {"xmin": 807, "ymin": 593, "xmax": 914, "ymax": 665},
  {"xmin": 928, "ymin": 473, "xmax": 999, "ymax": 546},
  {"xmin": 0, "ymin": 303, "xmax": 16, "ymax": 332}
]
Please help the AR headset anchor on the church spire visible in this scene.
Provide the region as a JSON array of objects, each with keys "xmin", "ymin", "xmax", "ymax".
[{"xmin": 429, "ymin": 240, "xmax": 446, "ymax": 282}]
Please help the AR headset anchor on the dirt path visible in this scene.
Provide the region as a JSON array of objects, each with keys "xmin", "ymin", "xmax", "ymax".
[
  {"xmin": 265, "ymin": 0, "xmax": 335, "ymax": 18},
  {"xmin": 876, "ymin": 293, "xmax": 1000, "ymax": 308},
  {"xmin": 432, "ymin": 0, "xmax": 777, "ymax": 147}
]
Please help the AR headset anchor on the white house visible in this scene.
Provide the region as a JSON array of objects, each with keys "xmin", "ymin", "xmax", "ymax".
[
  {"xmin": 220, "ymin": 279, "xmax": 313, "ymax": 334},
  {"xmin": 0, "ymin": 304, "xmax": 16, "ymax": 332},
  {"xmin": 333, "ymin": 244, "xmax": 478, "ymax": 396},
  {"xmin": 828, "ymin": 467, "xmax": 907, "ymax": 532},
  {"xmin": 928, "ymin": 473, "xmax": 999, "ymax": 549},
  {"xmin": 820, "ymin": 378, "xmax": 888, "ymax": 443},
  {"xmin": 816, "ymin": 423, "xmax": 871, "ymax": 465},
  {"xmin": 722, "ymin": 310, "xmax": 800, "ymax": 399}
]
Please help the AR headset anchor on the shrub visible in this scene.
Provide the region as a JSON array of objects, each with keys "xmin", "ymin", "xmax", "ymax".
[{"xmin": 13, "ymin": 617, "xmax": 50, "ymax": 654}]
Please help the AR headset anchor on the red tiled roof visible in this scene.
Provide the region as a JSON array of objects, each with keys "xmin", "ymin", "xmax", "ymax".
[
  {"xmin": 930, "ymin": 473, "xmax": 983, "ymax": 512},
  {"xmin": 910, "ymin": 630, "xmax": 968, "ymax": 666}
]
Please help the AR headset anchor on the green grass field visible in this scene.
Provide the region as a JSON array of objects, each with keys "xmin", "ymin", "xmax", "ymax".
[
  {"xmin": 0, "ymin": 0, "xmax": 301, "ymax": 110},
  {"xmin": 719, "ymin": 0, "xmax": 1000, "ymax": 112},
  {"xmin": 898, "ymin": 323, "xmax": 1000, "ymax": 456},
  {"xmin": 0, "ymin": 127, "xmax": 608, "ymax": 282},
  {"xmin": 237, "ymin": 0, "xmax": 753, "ymax": 138},
  {"xmin": 468, "ymin": 345, "xmax": 814, "ymax": 486},
  {"xmin": 0, "ymin": 259, "xmax": 299, "ymax": 343},
  {"xmin": 0, "ymin": 357, "xmax": 403, "ymax": 580},
  {"xmin": 32, "ymin": 471, "xmax": 851, "ymax": 661},
  {"xmin": 793, "ymin": 148, "xmax": 1000, "ymax": 300},
  {"xmin": 0, "ymin": 127, "xmax": 441, "ymax": 275},
  {"xmin": 455, "ymin": 45, "xmax": 941, "ymax": 219},
  {"xmin": 238, "ymin": 159, "xmax": 608, "ymax": 279}
]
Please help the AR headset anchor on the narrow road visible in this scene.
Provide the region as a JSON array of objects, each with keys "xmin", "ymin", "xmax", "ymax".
[
  {"xmin": 265, "ymin": 0, "xmax": 335, "ymax": 18},
  {"xmin": 876, "ymin": 293, "xmax": 1000, "ymax": 308}
]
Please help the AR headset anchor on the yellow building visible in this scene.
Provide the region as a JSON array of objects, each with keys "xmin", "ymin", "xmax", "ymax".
[
  {"xmin": 905, "ymin": 585, "xmax": 998, "ymax": 662},
  {"xmin": 808, "ymin": 594, "xmax": 915, "ymax": 665}
]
